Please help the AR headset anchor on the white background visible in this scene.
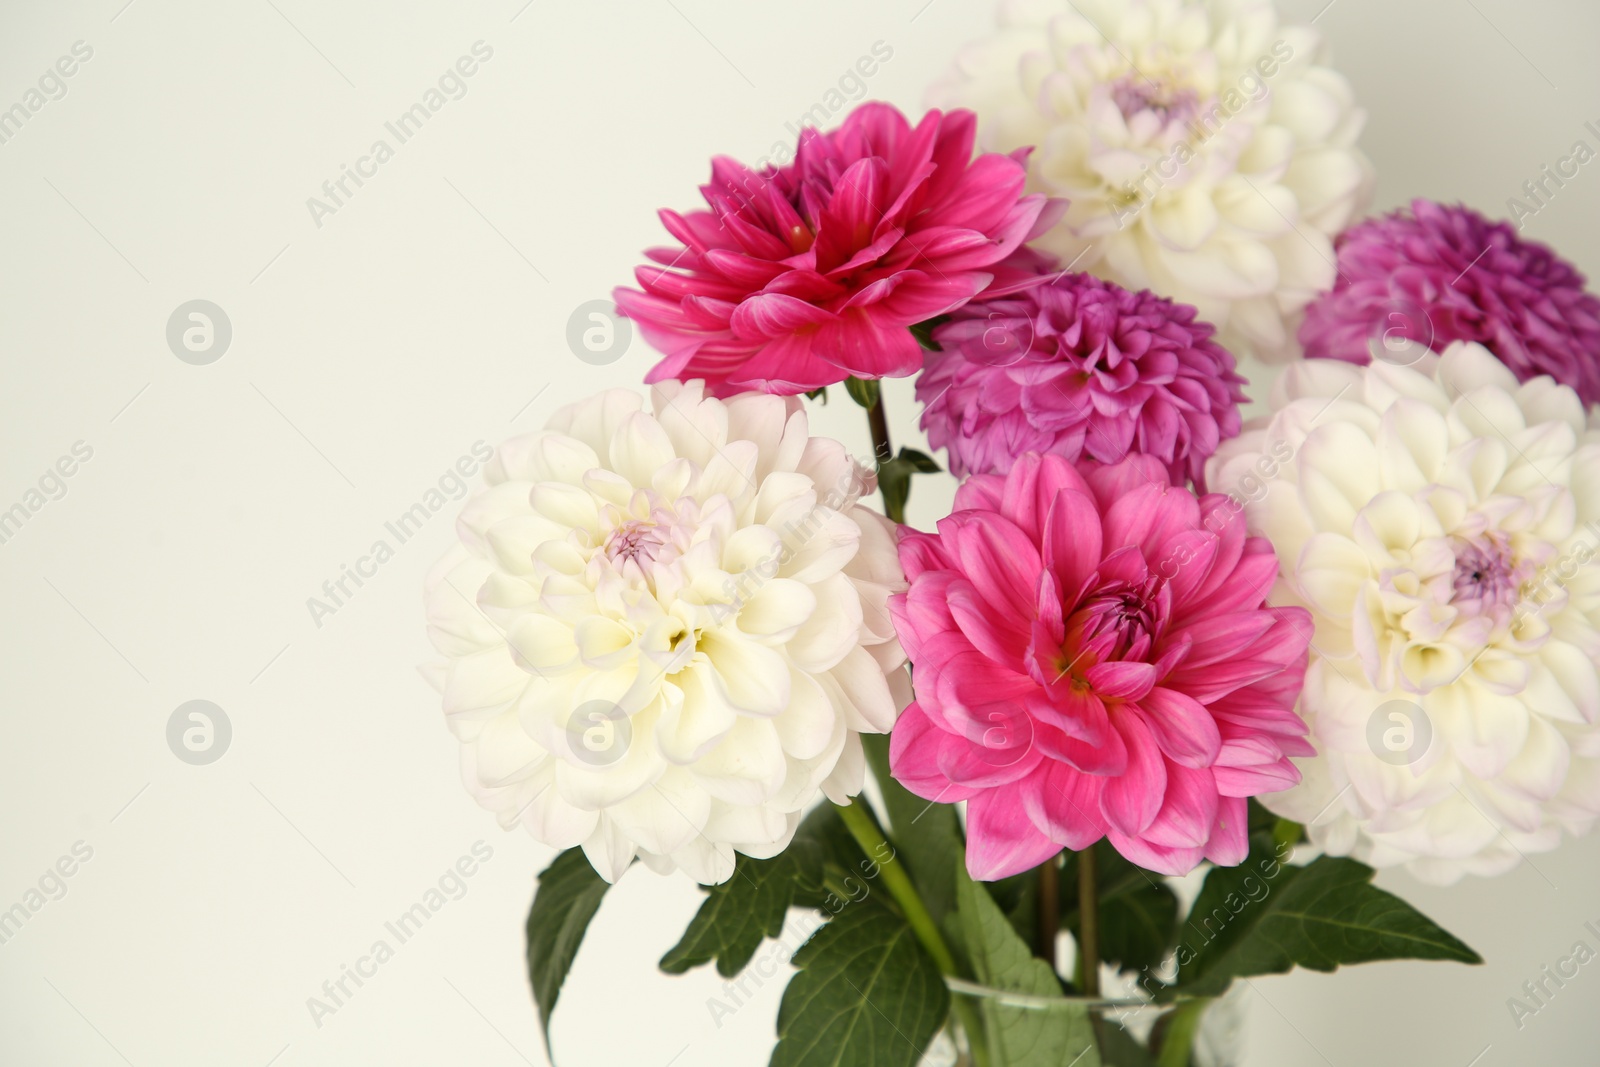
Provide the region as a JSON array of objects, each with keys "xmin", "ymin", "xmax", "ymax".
[{"xmin": 2, "ymin": 1, "xmax": 1598, "ymax": 1065}]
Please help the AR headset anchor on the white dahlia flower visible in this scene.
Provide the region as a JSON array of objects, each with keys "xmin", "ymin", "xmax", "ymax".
[
  {"xmin": 422, "ymin": 382, "xmax": 908, "ymax": 884},
  {"xmin": 1207, "ymin": 343, "xmax": 1600, "ymax": 882},
  {"xmin": 930, "ymin": 0, "xmax": 1372, "ymax": 364}
]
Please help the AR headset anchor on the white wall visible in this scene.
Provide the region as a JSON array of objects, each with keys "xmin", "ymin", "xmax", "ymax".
[{"xmin": 0, "ymin": 1, "xmax": 1595, "ymax": 1064}]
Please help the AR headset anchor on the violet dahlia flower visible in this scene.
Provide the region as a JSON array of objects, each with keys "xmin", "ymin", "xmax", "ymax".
[
  {"xmin": 615, "ymin": 102, "xmax": 1063, "ymax": 397},
  {"xmin": 919, "ymin": 272, "xmax": 1246, "ymax": 487},
  {"xmin": 1301, "ymin": 199, "xmax": 1600, "ymax": 406},
  {"xmin": 888, "ymin": 452, "xmax": 1312, "ymax": 879}
]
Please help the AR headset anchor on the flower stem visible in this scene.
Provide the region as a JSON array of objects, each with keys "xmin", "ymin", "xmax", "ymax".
[
  {"xmin": 833, "ymin": 799, "xmax": 955, "ymax": 973},
  {"xmin": 862, "ymin": 393, "xmax": 905, "ymax": 523},
  {"xmin": 832, "ymin": 799, "xmax": 989, "ymax": 1067},
  {"xmin": 1035, "ymin": 856, "xmax": 1060, "ymax": 971},
  {"xmin": 1076, "ymin": 846, "xmax": 1100, "ymax": 998},
  {"xmin": 1155, "ymin": 998, "xmax": 1211, "ymax": 1067}
]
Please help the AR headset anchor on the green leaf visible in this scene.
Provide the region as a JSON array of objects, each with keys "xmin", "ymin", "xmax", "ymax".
[
  {"xmin": 877, "ymin": 457, "xmax": 913, "ymax": 525},
  {"xmin": 1174, "ymin": 851, "xmax": 1483, "ymax": 997},
  {"xmin": 909, "ymin": 317, "xmax": 948, "ymax": 351},
  {"xmin": 805, "ymin": 387, "xmax": 828, "ymax": 404},
  {"xmin": 525, "ymin": 849, "xmax": 613, "ymax": 1056},
  {"xmin": 843, "ymin": 376, "xmax": 880, "ymax": 410},
  {"xmin": 1100, "ymin": 883, "xmax": 1180, "ymax": 976},
  {"xmin": 771, "ymin": 901, "xmax": 949, "ymax": 1067},
  {"xmin": 861, "ymin": 733, "xmax": 963, "ymax": 925},
  {"xmin": 899, "ymin": 447, "xmax": 943, "ymax": 474},
  {"xmin": 661, "ymin": 844, "xmax": 819, "ymax": 978},
  {"xmin": 955, "ymin": 868, "xmax": 1101, "ymax": 1067}
]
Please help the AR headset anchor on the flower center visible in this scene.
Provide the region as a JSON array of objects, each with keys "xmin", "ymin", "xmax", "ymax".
[
  {"xmin": 1063, "ymin": 579, "xmax": 1160, "ymax": 675},
  {"xmin": 605, "ymin": 519, "xmax": 669, "ymax": 567},
  {"xmin": 1449, "ymin": 532, "xmax": 1530, "ymax": 625},
  {"xmin": 1109, "ymin": 74, "xmax": 1198, "ymax": 124}
]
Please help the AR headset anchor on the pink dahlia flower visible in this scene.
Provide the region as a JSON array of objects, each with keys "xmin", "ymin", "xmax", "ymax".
[
  {"xmin": 918, "ymin": 272, "xmax": 1246, "ymax": 488},
  {"xmin": 888, "ymin": 453, "xmax": 1312, "ymax": 879},
  {"xmin": 614, "ymin": 102, "xmax": 1063, "ymax": 397},
  {"xmin": 1301, "ymin": 199, "xmax": 1600, "ymax": 405}
]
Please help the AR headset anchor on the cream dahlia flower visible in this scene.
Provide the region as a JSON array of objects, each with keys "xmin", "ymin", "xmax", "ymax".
[
  {"xmin": 1208, "ymin": 343, "xmax": 1600, "ymax": 882},
  {"xmin": 930, "ymin": 0, "xmax": 1372, "ymax": 363},
  {"xmin": 422, "ymin": 382, "xmax": 908, "ymax": 884}
]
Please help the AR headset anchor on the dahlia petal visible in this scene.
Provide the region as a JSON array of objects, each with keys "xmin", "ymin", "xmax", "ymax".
[
  {"xmin": 889, "ymin": 701, "xmax": 981, "ymax": 802},
  {"xmin": 1105, "ymin": 832, "xmax": 1205, "ymax": 877},
  {"xmin": 1099, "ymin": 710, "xmax": 1167, "ymax": 836},
  {"xmin": 1140, "ymin": 687, "xmax": 1223, "ymax": 768},
  {"xmin": 966, "ymin": 789, "xmax": 1063, "ymax": 880},
  {"xmin": 726, "ymin": 331, "xmax": 844, "ymax": 395},
  {"xmin": 1140, "ymin": 761, "xmax": 1219, "ymax": 849},
  {"xmin": 729, "ymin": 292, "xmax": 839, "ymax": 339},
  {"xmin": 1202, "ymin": 796, "xmax": 1251, "ymax": 867},
  {"xmin": 949, "ymin": 580, "xmax": 1032, "ymax": 663},
  {"xmin": 1018, "ymin": 759, "xmax": 1106, "ymax": 850},
  {"xmin": 1086, "ymin": 660, "xmax": 1158, "ymax": 702},
  {"xmin": 943, "ymin": 512, "xmax": 1043, "ymax": 621},
  {"xmin": 812, "ymin": 307, "xmax": 926, "ymax": 379}
]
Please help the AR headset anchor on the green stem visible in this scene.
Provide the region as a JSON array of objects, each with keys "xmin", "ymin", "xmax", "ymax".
[
  {"xmin": 1076, "ymin": 847, "xmax": 1100, "ymax": 998},
  {"xmin": 1036, "ymin": 856, "xmax": 1060, "ymax": 971},
  {"xmin": 1155, "ymin": 998, "xmax": 1211, "ymax": 1067},
  {"xmin": 832, "ymin": 800, "xmax": 988, "ymax": 1067},
  {"xmin": 863, "ymin": 394, "xmax": 905, "ymax": 524},
  {"xmin": 833, "ymin": 799, "xmax": 956, "ymax": 973}
]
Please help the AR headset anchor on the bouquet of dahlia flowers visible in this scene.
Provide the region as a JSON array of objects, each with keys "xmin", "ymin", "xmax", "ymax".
[{"xmin": 421, "ymin": 3, "xmax": 1600, "ymax": 1064}]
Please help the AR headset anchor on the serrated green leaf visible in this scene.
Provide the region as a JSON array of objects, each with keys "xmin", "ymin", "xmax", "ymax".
[
  {"xmin": 861, "ymin": 733, "xmax": 963, "ymax": 925},
  {"xmin": 525, "ymin": 849, "xmax": 612, "ymax": 1057},
  {"xmin": 1174, "ymin": 852, "xmax": 1482, "ymax": 997},
  {"xmin": 771, "ymin": 901, "xmax": 949, "ymax": 1067},
  {"xmin": 956, "ymin": 868, "xmax": 1100, "ymax": 1067},
  {"xmin": 661, "ymin": 844, "xmax": 818, "ymax": 978},
  {"xmin": 843, "ymin": 376, "xmax": 880, "ymax": 410},
  {"xmin": 1100, "ymin": 883, "xmax": 1179, "ymax": 976},
  {"xmin": 790, "ymin": 803, "xmax": 871, "ymax": 906}
]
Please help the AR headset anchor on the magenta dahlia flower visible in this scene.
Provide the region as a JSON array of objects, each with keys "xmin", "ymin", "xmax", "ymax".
[
  {"xmin": 1301, "ymin": 199, "xmax": 1600, "ymax": 405},
  {"xmin": 888, "ymin": 453, "xmax": 1312, "ymax": 879},
  {"xmin": 918, "ymin": 273, "xmax": 1246, "ymax": 488},
  {"xmin": 614, "ymin": 102, "xmax": 1062, "ymax": 397}
]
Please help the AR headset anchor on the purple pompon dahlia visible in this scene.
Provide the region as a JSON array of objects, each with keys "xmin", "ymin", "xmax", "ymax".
[
  {"xmin": 917, "ymin": 272, "xmax": 1246, "ymax": 489},
  {"xmin": 1300, "ymin": 199, "xmax": 1600, "ymax": 405}
]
